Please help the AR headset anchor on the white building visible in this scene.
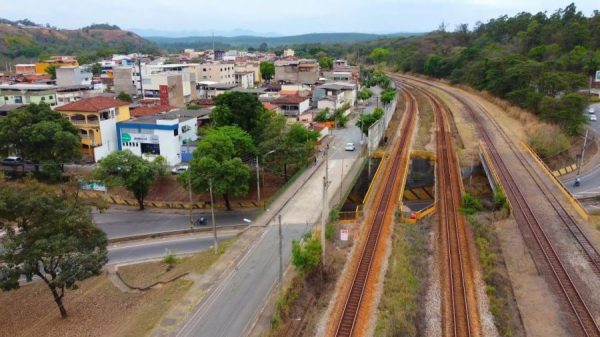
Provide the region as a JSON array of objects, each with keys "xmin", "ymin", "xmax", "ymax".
[
  {"xmin": 197, "ymin": 62, "xmax": 236, "ymax": 84},
  {"xmin": 283, "ymin": 49, "xmax": 295, "ymax": 57},
  {"xmin": 234, "ymin": 71, "xmax": 255, "ymax": 89},
  {"xmin": 56, "ymin": 66, "xmax": 92, "ymax": 87},
  {"xmin": 117, "ymin": 110, "xmax": 200, "ymax": 165},
  {"xmin": 313, "ymin": 82, "xmax": 358, "ymax": 111}
]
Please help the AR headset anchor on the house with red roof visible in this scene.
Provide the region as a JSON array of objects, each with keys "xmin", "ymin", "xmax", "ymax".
[
  {"xmin": 56, "ymin": 97, "xmax": 131, "ymax": 162},
  {"xmin": 272, "ymin": 95, "xmax": 310, "ymax": 118}
]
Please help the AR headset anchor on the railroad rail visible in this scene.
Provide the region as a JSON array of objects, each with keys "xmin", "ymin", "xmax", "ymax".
[
  {"xmin": 394, "ymin": 74, "xmax": 600, "ymax": 337},
  {"xmin": 407, "ymin": 82, "xmax": 481, "ymax": 337},
  {"xmin": 333, "ymin": 88, "xmax": 417, "ymax": 337}
]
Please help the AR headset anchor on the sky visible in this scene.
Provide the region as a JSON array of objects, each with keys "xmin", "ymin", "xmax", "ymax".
[{"xmin": 0, "ymin": 0, "xmax": 597, "ymax": 36}]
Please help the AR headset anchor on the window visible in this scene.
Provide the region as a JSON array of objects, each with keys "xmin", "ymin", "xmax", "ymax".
[
  {"xmin": 141, "ymin": 143, "xmax": 160, "ymax": 155},
  {"xmin": 14, "ymin": 96, "xmax": 23, "ymax": 104},
  {"xmin": 174, "ymin": 129, "xmax": 179, "ymax": 136},
  {"xmin": 49, "ymin": 96, "xmax": 53, "ymax": 100}
]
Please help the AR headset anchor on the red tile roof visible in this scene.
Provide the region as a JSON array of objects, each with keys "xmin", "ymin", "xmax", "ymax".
[
  {"xmin": 56, "ymin": 97, "xmax": 129, "ymax": 112},
  {"xmin": 273, "ymin": 95, "xmax": 309, "ymax": 105},
  {"xmin": 131, "ymin": 105, "xmax": 174, "ymax": 117},
  {"xmin": 262, "ymin": 102, "xmax": 279, "ymax": 111}
]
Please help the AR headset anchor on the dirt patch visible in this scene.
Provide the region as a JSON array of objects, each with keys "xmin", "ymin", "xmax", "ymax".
[
  {"xmin": 118, "ymin": 238, "xmax": 236, "ymax": 288},
  {"xmin": 414, "ymin": 92, "xmax": 434, "ymax": 151},
  {"xmin": 374, "ymin": 217, "xmax": 433, "ymax": 336},
  {"xmin": 0, "ymin": 275, "xmax": 191, "ymax": 337}
]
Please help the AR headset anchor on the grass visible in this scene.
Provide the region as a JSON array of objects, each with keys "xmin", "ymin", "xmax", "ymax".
[
  {"xmin": 374, "ymin": 219, "xmax": 429, "ymax": 337},
  {"xmin": 414, "ymin": 92, "xmax": 434, "ymax": 150},
  {"xmin": 0, "ymin": 275, "xmax": 192, "ymax": 337},
  {"xmin": 118, "ymin": 237, "xmax": 237, "ymax": 288}
]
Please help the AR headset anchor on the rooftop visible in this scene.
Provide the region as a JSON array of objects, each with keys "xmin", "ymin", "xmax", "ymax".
[
  {"xmin": 122, "ymin": 108, "xmax": 210, "ymax": 125},
  {"xmin": 273, "ymin": 95, "xmax": 309, "ymax": 105},
  {"xmin": 56, "ymin": 96, "xmax": 129, "ymax": 112},
  {"xmin": 130, "ymin": 105, "xmax": 174, "ymax": 117}
]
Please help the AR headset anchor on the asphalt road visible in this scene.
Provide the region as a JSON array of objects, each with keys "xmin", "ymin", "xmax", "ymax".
[
  {"xmin": 562, "ymin": 103, "xmax": 600, "ymax": 197},
  {"xmin": 94, "ymin": 208, "xmax": 257, "ymax": 239},
  {"xmin": 107, "ymin": 231, "xmax": 238, "ymax": 265},
  {"xmin": 175, "ymin": 123, "xmax": 362, "ymax": 337}
]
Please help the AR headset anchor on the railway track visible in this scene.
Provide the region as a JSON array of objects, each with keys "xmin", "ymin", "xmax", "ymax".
[
  {"xmin": 394, "ymin": 74, "xmax": 600, "ymax": 337},
  {"xmin": 333, "ymin": 88, "xmax": 417, "ymax": 337},
  {"xmin": 406, "ymin": 82, "xmax": 481, "ymax": 337}
]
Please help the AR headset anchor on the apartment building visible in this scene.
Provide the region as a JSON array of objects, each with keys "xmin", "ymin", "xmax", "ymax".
[
  {"xmin": 56, "ymin": 97, "xmax": 131, "ymax": 162},
  {"xmin": 0, "ymin": 84, "xmax": 58, "ymax": 106},
  {"xmin": 274, "ymin": 59, "xmax": 320, "ymax": 85},
  {"xmin": 234, "ymin": 71, "xmax": 255, "ymax": 89},
  {"xmin": 35, "ymin": 56, "xmax": 79, "ymax": 75},
  {"xmin": 313, "ymin": 82, "xmax": 357, "ymax": 111},
  {"xmin": 197, "ymin": 62, "xmax": 236, "ymax": 84},
  {"xmin": 56, "ymin": 66, "xmax": 92, "ymax": 87},
  {"xmin": 235, "ymin": 62, "xmax": 262, "ymax": 84}
]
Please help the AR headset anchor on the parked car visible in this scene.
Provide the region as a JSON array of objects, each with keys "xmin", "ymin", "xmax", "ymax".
[
  {"xmin": 590, "ymin": 115, "xmax": 597, "ymax": 121},
  {"xmin": 1, "ymin": 156, "xmax": 23, "ymax": 166},
  {"xmin": 344, "ymin": 143, "xmax": 356, "ymax": 151},
  {"xmin": 588, "ymin": 107, "xmax": 595, "ymax": 114},
  {"xmin": 171, "ymin": 165, "xmax": 189, "ymax": 175}
]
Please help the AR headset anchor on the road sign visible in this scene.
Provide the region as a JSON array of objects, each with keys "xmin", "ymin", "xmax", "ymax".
[
  {"xmin": 340, "ymin": 229, "xmax": 349, "ymax": 241},
  {"xmin": 121, "ymin": 133, "xmax": 131, "ymax": 142}
]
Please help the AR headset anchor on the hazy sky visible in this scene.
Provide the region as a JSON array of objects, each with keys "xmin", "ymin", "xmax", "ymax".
[{"xmin": 0, "ymin": 0, "xmax": 597, "ymax": 35}]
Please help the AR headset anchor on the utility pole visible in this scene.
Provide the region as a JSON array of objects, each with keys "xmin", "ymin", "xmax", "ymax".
[
  {"xmin": 340, "ymin": 158, "xmax": 344, "ymax": 205},
  {"xmin": 278, "ymin": 214, "xmax": 283, "ymax": 294},
  {"xmin": 137, "ymin": 58, "xmax": 144, "ymax": 98},
  {"xmin": 188, "ymin": 172, "xmax": 193, "ymax": 227},
  {"xmin": 209, "ymin": 179, "xmax": 218, "ymax": 254},
  {"xmin": 256, "ymin": 156, "xmax": 261, "ymax": 203},
  {"xmin": 321, "ymin": 145, "xmax": 330, "ymax": 262},
  {"xmin": 577, "ymin": 129, "xmax": 589, "ymax": 176}
]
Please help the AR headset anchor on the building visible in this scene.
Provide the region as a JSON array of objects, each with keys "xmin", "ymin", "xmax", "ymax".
[
  {"xmin": 0, "ymin": 104, "xmax": 25, "ymax": 117},
  {"xmin": 197, "ymin": 63, "xmax": 236, "ymax": 84},
  {"xmin": 283, "ymin": 49, "xmax": 295, "ymax": 58},
  {"xmin": 113, "ymin": 67, "xmax": 138, "ymax": 96},
  {"xmin": 0, "ymin": 84, "xmax": 58, "ymax": 106},
  {"xmin": 235, "ymin": 61, "xmax": 262, "ymax": 84},
  {"xmin": 274, "ymin": 59, "xmax": 320, "ymax": 85},
  {"xmin": 214, "ymin": 50, "xmax": 225, "ymax": 61},
  {"xmin": 198, "ymin": 82, "xmax": 237, "ymax": 98},
  {"xmin": 55, "ymin": 85, "xmax": 104, "ymax": 105},
  {"xmin": 117, "ymin": 110, "xmax": 200, "ymax": 165},
  {"xmin": 56, "ymin": 66, "xmax": 92, "ymax": 87},
  {"xmin": 56, "ymin": 97, "xmax": 131, "ymax": 162},
  {"xmin": 313, "ymin": 83, "xmax": 358, "ymax": 111},
  {"xmin": 322, "ymin": 71, "xmax": 353, "ymax": 82},
  {"xmin": 147, "ymin": 72, "xmax": 198, "ymax": 107},
  {"xmin": 15, "ymin": 64, "xmax": 36, "ymax": 75},
  {"xmin": 272, "ymin": 95, "xmax": 310, "ymax": 118},
  {"xmin": 35, "ymin": 56, "xmax": 79, "ymax": 75},
  {"xmin": 234, "ymin": 71, "xmax": 255, "ymax": 89}
]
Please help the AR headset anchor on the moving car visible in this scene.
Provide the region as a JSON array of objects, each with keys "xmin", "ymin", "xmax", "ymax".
[
  {"xmin": 171, "ymin": 165, "xmax": 189, "ymax": 175},
  {"xmin": 1, "ymin": 156, "xmax": 23, "ymax": 166},
  {"xmin": 590, "ymin": 115, "xmax": 597, "ymax": 121},
  {"xmin": 345, "ymin": 143, "xmax": 356, "ymax": 151},
  {"xmin": 588, "ymin": 107, "xmax": 595, "ymax": 114}
]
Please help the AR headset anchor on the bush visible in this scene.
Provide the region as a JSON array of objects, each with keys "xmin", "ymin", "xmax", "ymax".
[
  {"xmin": 459, "ymin": 193, "xmax": 483, "ymax": 215},
  {"xmin": 492, "ymin": 187, "xmax": 508, "ymax": 211},
  {"xmin": 527, "ymin": 123, "xmax": 570, "ymax": 158},
  {"xmin": 163, "ymin": 249, "xmax": 179, "ymax": 271},
  {"xmin": 314, "ymin": 108, "xmax": 330, "ymax": 122},
  {"xmin": 291, "ymin": 233, "xmax": 322, "ymax": 275}
]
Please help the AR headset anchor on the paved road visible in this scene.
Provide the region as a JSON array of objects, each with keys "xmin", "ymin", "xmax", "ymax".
[
  {"xmin": 175, "ymin": 123, "xmax": 362, "ymax": 337},
  {"xmin": 94, "ymin": 208, "xmax": 256, "ymax": 239},
  {"xmin": 562, "ymin": 103, "xmax": 600, "ymax": 198},
  {"xmin": 107, "ymin": 231, "xmax": 238, "ymax": 265}
]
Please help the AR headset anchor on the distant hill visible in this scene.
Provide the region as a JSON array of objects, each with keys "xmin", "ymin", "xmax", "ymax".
[
  {"xmin": 0, "ymin": 18, "xmax": 159, "ymax": 64},
  {"xmin": 147, "ymin": 32, "xmax": 422, "ymax": 50}
]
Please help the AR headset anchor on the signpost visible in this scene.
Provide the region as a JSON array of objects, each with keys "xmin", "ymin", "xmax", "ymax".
[{"xmin": 340, "ymin": 228, "xmax": 349, "ymax": 241}]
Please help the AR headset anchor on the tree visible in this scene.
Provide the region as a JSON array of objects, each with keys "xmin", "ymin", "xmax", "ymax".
[
  {"xmin": 183, "ymin": 127, "xmax": 252, "ymax": 210},
  {"xmin": 91, "ymin": 62, "xmax": 102, "ymax": 76},
  {"xmin": 369, "ymin": 48, "xmax": 390, "ymax": 64},
  {"xmin": 260, "ymin": 61, "xmax": 275, "ymax": 81},
  {"xmin": 0, "ymin": 181, "xmax": 108, "ymax": 318},
  {"xmin": 319, "ymin": 55, "xmax": 333, "ymax": 70},
  {"xmin": 291, "ymin": 234, "xmax": 322, "ymax": 275},
  {"xmin": 358, "ymin": 107, "xmax": 384, "ymax": 134},
  {"xmin": 212, "ymin": 92, "xmax": 266, "ymax": 141},
  {"xmin": 45, "ymin": 64, "xmax": 58, "ymax": 80},
  {"xmin": 380, "ymin": 88, "xmax": 397, "ymax": 105},
  {"xmin": 93, "ymin": 151, "xmax": 159, "ymax": 210},
  {"xmin": 258, "ymin": 42, "xmax": 268, "ymax": 52},
  {"xmin": 0, "ymin": 103, "xmax": 81, "ymax": 178},
  {"xmin": 116, "ymin": 91, "xmax": 132, "ymax": 102},
  {"xmin": 357, "ymin": 88, "xmax": 373, "ymax": 101}
]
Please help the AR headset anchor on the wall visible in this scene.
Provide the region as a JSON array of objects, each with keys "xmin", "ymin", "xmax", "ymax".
[
  {"xmin": 94, "ymin": 116, "xmax": 118, "ymax": 161},
  {"xmin": 1, "ymin": 92, "xmax": 57, "ymax": 106},
  {"xmin": 113, "ymin": 67, "xmax": 137, "ymax": 96}
]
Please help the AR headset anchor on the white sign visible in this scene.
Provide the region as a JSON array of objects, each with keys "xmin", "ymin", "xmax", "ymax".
[
  {"xmin": 131, "ymin": 134, "xmax": 160, "ymax": 144},
  {"xmin": 340, "ymin": 229, "xmax": 349, "ymax": 241}
]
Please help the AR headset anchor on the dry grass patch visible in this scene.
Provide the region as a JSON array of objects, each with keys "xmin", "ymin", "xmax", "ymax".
[
  {"xmin": 0, "ymin": 275, "xmax": 191, "ymax": 337},
  {"xmin": 118, "ymin": 237, "xmax": 237, "ymax": 288},
  {"xmin": 414, "ymin": 93, "xmax": 434, "ymax": 150}
]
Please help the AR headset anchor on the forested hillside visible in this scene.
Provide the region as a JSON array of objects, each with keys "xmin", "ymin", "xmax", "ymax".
[
  {"xmin": 0, "ymin": 19, "xmax": 160, "ymax": 66},
  {"xmin": 315, "ymin": 4, "xmax": 600, "ymax": 136}
]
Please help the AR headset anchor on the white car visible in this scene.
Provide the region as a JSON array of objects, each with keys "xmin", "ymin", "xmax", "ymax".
[
  {"xmin": 345, "ymin": 143, "xmax": 356, "ymax": 151},
  {"xmin": 590, "ymin": 115, "xmax": 597, "ymax": 121},
  {"xmin": 589, "ymin": 107, "xmax": 596, "ymax": 114},
  {"xmin": 171, "ymin": 165, "xmax": 189, "ymax": 175}
]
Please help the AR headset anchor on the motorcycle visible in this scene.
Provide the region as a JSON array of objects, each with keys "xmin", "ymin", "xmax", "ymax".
[{"xmin": 194, "ymin": 216, "xmax": 207, "ymax": 226}]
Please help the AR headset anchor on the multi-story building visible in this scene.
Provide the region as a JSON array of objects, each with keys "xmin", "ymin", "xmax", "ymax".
[
  {"xmin": 235, "ymin": 61, "xmax": 262, "ymax": 84},
  {"xmin": 56, "ymin": 97, "xmax": 131, "ymax": 161},
  {"xmin": 113, "ymin": 66, "xmax": 137, "ymax": 96},
  {"xmin": 0, "ymin": 84, "xmax": 58, "ymax": 106},
  {"xmin": 234, "ymin": 71, "xmax": 255, "ymax": 89},
  {"xmin": 283, "ymin": 49, "xmax": 295, "ymax": 58},
  {"xmin": 117, "ymin": 109, "xmax": 200, "ymax": 165},
  {"xmin": 197, "ymin": 62, "xmax": 236, "ymax": 84},
  {"xmin": 56, "ymin": 66, "xmax": 92, "ymax": 87},
  {"xmin": 35, "ymin": 56, "xmax": 79, "ymax": 75},
  {"xmin": 15, "ymin": 64, "xmax": 36, "ymax": 75},
  {"xmin": 313, "ymin": 82, "xmax": 357, "ymax": 111},
  {"xmin": 274, "ymin": 59, "xmax": 320, "ymax": 85}
]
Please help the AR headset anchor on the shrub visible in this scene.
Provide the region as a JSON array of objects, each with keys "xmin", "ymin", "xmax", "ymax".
[
  {"xmin": 291, "ymin": 234, "xmax": 322, "ymax": 275},
  {"xmin": 459, "ymin": 193, "xmax": 483, "ymax": 215},
  {"xmin": 163, "ymin": 249, "xmax": 178, "ymax": 271}
]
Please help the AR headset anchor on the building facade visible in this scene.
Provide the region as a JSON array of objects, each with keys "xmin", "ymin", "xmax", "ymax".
[{"xmin": 274, "ymin": 59, "xmax": 320, "ymax": 85}]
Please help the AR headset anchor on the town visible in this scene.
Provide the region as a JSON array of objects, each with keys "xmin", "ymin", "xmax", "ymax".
[{"xmin": 2, "ymin": 2, "xmax": 600, "ymax": 337}]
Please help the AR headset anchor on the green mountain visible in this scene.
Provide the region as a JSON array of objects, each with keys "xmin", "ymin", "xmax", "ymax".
[
  {"xmin": 147, "ymin": 32, "xmax": 421, "ymax": 50},
  {"xmin": 0, "ymin": 19, "xmax": 159, "ymax": 65}
]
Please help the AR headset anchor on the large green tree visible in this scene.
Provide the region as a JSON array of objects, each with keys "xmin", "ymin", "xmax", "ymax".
[
  {"xmin": 184, "ymin": 126, "xmax": 253, "ymax": 210},
  {"xmin": 93, "ymin": 151, "xmax": 160, "ymax": 210},
  {"xmin": 319, "ymin": 55, "xmax": 334, "ymax": 70},
  {"xmin": 211, "ymin": 92, "xmax": 267, "ymax": 141},
  {"xmin": 0, "ymin": 103, "xmax": 81, "ymax": 178},
  {"xmin": 0, "ymin": 181, "xmax": 108, "ymax": 318},
  {"xmin": 260, "ymin": 61, "xmax": 275, "ymax": 81}
]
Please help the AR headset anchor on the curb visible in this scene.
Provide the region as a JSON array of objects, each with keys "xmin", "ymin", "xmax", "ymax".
[{"xmin": 108, "ymin": 225, "xmax": 247, "ymax": 244}]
